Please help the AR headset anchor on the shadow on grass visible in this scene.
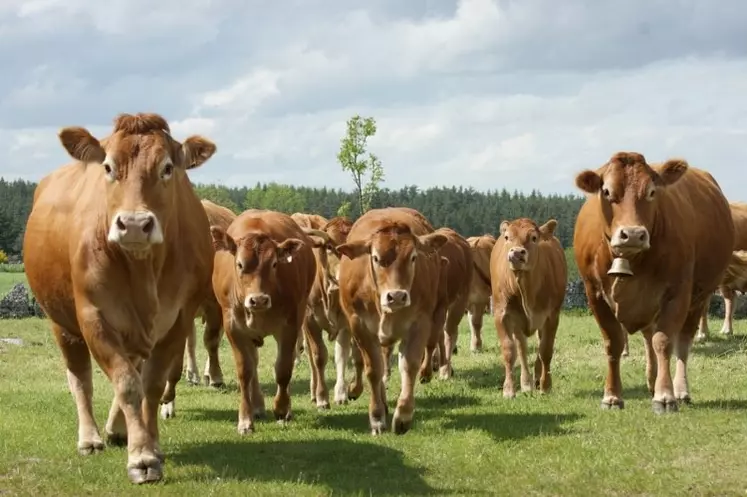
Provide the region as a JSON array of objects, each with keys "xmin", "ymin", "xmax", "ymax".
[
  {"xmin": 414, "ymin": 393, "xmax": 482, "ymax": 410},
  {"xmin": 173, "ymin": 439, "xmax": 442, "ymax": 495},
  {"xmin": 573, "ymin": 383, "xmax": 652, "ymax": 401},
  {"xmin": 692, "ymin": 398, "xmax": 747, "ymax": 411},
  {"xmin": 691, "ymin": 336, "xmax": 747, "ymax": 358}
]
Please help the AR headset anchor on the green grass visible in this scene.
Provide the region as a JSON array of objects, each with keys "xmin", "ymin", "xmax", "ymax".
[
  {"xmin": 1, "ymin": 313, "xmax": 747, "ymax": 496},
  {"xmin": 0, "ymin": 272, "xmax": 28, "ymax": 295}
]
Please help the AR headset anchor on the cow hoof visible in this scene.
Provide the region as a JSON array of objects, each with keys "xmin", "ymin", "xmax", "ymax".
[
  {"xmin": 677, "ymin": 395, "xmax": 692, "ymax": 405},
  {"xmin": 652, "ymin": 399, "xmax": 678, "ymax": 414},
  {"xmin": 347, "ymin": 391, "xmax": 360, "ymax": 402},
  {"xmin": 186, "ymin": 370, "xmax": 201, "ymax": 385},
  {"xmin": 237, "ymin": 422, "xmax": 255, "ymax": 435},
  {"xmin": 600, "ymin": 399, "xmax": 624, "ymax": 410},
  {"xmin": 253, "ymin": 407, "xmax": 267, "ymax": 420},
  {"xmin": 154, "ymin": 449, "xmax": 166, "ymax": 463},
  {"xmin": 275, "ymin": 411, "xmax": 292, "ymax": 424},
  {"xmin": 370, "ymin": 419, "xmax": 386, "ymax": 436},
  {"xmin": 452, "ymin": 345, "xmax": 458, "ymax": 355},
  {"xmin": 317, "ymin": 400, "xmax": 330, "ymax": 410},
  {"xmin": 106, "ymin": 432, "xmax": 127, "ymax": 447},
  {"xmin": 503, "ymin": 390, "xmax": 516, "ymax": 399},
  {"xmin": 392, "ymin": 418, "xmax": 412, "ymax": 435},
  {"xmin": 127, "ymin": 460, "xmax": 163, "ymax": 485},
  {"xmin": 419, "ymin": 374, "xmax": 432, "ymax": 385},
  {"xmin": 78, "ymin": 440, "xmax": 105, "ymax": 456},
  {"xmin": 160, "ymin": 402, "xmax": 175, "ymax": 420}
]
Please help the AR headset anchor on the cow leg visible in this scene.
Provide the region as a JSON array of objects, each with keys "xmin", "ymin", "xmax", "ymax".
[
  {"xmin": 334, "ymin": 327, "xmax": 352, "ymax": 404},
  {"xmin": 224, "ymin": 318, "xmax": 260, "ymax": 434},
  {"xmin": 534, "ymin": 314, "xmax": 558, "ymax": 393},
  {"xmin": 202, "ymin": 304, "xmax": 225, "ymax": 388},
  {"xmin": 440, "ymin": 300, "xmax": 466, "ymax": 380},
  {"xmin": 304, "ymin": 316, "xmax": 330, "ymax": 409},
  {"xmin": 695, "ymin": 293, "xmax": 712, "ymax": 342},
  {"xmin": 294, "ymin": 332, "xmax": 305, "ymax": 366},
  {"xmin": 351, "ymin": 315, "xmax": 388, "ymax": 435},
  {"xmin": 621, "ymin": 332, "xmax": 629, "ymax": 357},
  {"xmin": 514, "ymin": 330, "xmax": 533, "ymax": 393},
  {"xmin": 382, "ymin": 343, "xmax": 394, "ymax": 383},
  {"xmin": 673, "ymin": 309, "xmax": 700, "ymax": 405},
  {"xmin": 184, "ymin": 320, "xmax": 200, "ymax": 385},
  {"xmin": 585, "ymin": 291, "xmax": 626, "ymax": 409},
  {"xmin": 468, "ymin": 303, "xmax": 486, "ymax": 352},
  {"xmin": 495, "ymin": 311, "xmax": 522, "ymax": 398},
  {"xmin": 247, "ymin": 342, "xmax": 266, "ymax": 419},
  {"xmin": 650, "ymin": 292, "xmax": 690, "ymax": 414},
  {"xmin": 418, "ymin": 313, "xmax": 440, "ymax": 384},
  {"xmin": 642, "ymin": 325, "xmax": 657, "ymax": 396},
  {"xmin": 159, "ymin": 350, "xmax": 182, "ymax": 420},
  {"xmin": 392, "ymin": 323, "xmax": 429, "ymax": 435},
  {"xmin": 720, "ymin": 287, "xmax": 735, "ymax": 336},
  {"xmin": 303, "ymin": 319, "xmax": 318, "ymax": 404},
  {"xmin": 51, "ymin": 323, "xmax": 104, "ymax": 456},
  {"xmin": 272, "ymin": 322, "xmax": 298, "ymax": 423},
  {"xmin": 349, "ymin": 338, "xmax": 365, "ymax": 401}
]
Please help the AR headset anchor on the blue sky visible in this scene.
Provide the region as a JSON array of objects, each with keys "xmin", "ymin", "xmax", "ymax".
[{"xmin": 1, "ymin": 0, "xmax": 746, "ymax": 198}]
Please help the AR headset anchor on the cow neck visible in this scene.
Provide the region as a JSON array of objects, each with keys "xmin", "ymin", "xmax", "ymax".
[{"xmin": 512, "ymin": 270, "xmax": 534, "ymax": 321}]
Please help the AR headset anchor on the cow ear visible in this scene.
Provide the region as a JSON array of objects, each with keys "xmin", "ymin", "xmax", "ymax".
[
  {"xmin": 657, "ymin": 159, "xmax": 688, "ymax": 186},
  {"xmin": 336, "ymin": 241, "xmax": 370, "ymax": 260},
  {"xmin": 58, "ymin": 127, "xmax": 106, "ymax": 164},
  {"xmin": 538, "ymin": 219, "xmax": 558, "ymax": 238},
  {"xmin": 308, "ymin": 235, "xmax": 326, "ymax": 249},
  {"xmin": 182, "ymin": 136, "xmax": 217, "ymax": 170},
  {"xmin": 440, "ymin": 256, "xmax": 450, "ymax": 267},
  {"xmin": 417, "ymin": 233, "xmax": 448, "ymax": 254},
  {"xmin": 499, "ymin": 221, "xmax": 510, "ymax": 236},
  {"xmin": 277, "ymin": 238, "xmax": 304, "ymax": 263},
  {"xmin": 210, "ymin": 226, "xmax": 237, "ymax": 255},
  {"xmin": 575, "ymin": 170, "xmax": 602, "ymax": 194}
]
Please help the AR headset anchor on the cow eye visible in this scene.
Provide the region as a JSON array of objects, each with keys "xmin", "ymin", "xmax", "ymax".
[
  {"xmin": 602, "ymin": 187, "xmax": 611, "ymax": 198},
  {"xmin": 372, "ymin": 254, "xmax": 380, "ymax": 264},
  {"xmin": 161, "ymin": 163, "xmax": 174, "ymax": 179},
  {"xmin": 531, "ymin": 235, "xmax": 538, "ymax": 243},
  {"xmin": 236, "ymin": 261, "xmax": 243, "ymax": 271},
  {"xmin": 272, "ymin": 261, "xmax": 278, "ymax": 268},
  {"xmin": 410, "ymin": 253, "xmax": 417, "ymax": 263}
]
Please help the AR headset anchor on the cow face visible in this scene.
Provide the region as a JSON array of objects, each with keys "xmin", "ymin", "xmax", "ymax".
[
  {"xmin": 499, "ymin": 218, "xmax": 557, "ymax": 272},
  {"xmin": 575, "ymin": 152, "xmax": 688, "ymax": 257},
  {"xmin": 57, "ymin": 113, "xmax": 216, "ymax": 259},
  {"xmin": 210, "ymin": 227, "xmax": 304, "ymax": 314},
  {"xmin": 337, "ymin": 224, "xmax": 447, "ymax": 313}
]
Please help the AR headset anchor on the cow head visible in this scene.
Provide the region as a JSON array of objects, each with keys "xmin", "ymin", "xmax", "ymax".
[
  {"xmin": 336, "ymin": 223, "xmax": 448, "ymax": 313},
  {"xmin": 499, "ymin": 218, "xmax": 557, "ymax": 272},
  {"xmin": 57, "ymin": 113, "xmax": 216, "ymax": 259},
  {"xmin": 575, "ymin": 152, "xmax": 688, "ymax": 257},
  {"xmin": 210, "ymin": 226, "xmax": 305, "ymax": 314}
]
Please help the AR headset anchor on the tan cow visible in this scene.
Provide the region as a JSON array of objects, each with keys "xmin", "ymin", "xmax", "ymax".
[
  {"xmin": 573, "ymin": 152, "xmax": 734, "ymax": 413},
  {"xmin": 210, "ymin": 209, "xmax": 324, "ymax": 434},
  {"xmin": 23, "ymin": 113, "xmax": 216, "ymax": 484},
  {"xmin": 696, "ymin": 201, "xmax": 747, "ymax": 340},
  {"xmin": 336, "ymin": 207, "xmax": 447, "ymax": 434},
  {"xmin": 158, "ymin": 199, "xmax": 236, "ymax": 419},
  {"xmin": 490, "ymin": 218, "xmax": 567, "ymax": 397},
  {"xmin": 465, "ymin": 234, "xmax": 496, "ymax": 352}
]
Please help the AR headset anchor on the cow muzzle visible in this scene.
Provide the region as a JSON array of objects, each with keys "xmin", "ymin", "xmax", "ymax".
[
  {"xmin": 108, "ymin": 210, "xmax": 163, "ymax": 251},
  {"xmin": 245, "ymin": 293, "xmax": 272, "ymax": 312},
  {"xmin": 507, "ymin": 247, "xmax": 528, "ymax": 270},
  {"xmin": 380, "ymin": 289, "xmax": 411, "ymax": 313},
  {"xmin": 610, "ymin": 225, "xmax": 650, "ymax": 255}
]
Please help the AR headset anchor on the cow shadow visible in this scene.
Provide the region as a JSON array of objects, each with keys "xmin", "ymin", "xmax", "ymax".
[
  {"xmin": 172, "ymin": 438, "xmax": 442, "ymax": 495},
  {"xmin": 691, "ymin": 398, "xmax": 747, "ymax": 411},
  {"xmin": 455, "ymin": 364, "xmax": 501, "ymax": 390},
  {"xmin": 691, "ymin": 336, "xmax": 747, "ymax": 358},
  {"xmin": 572, "ymin": 384, "xmax": 652, "ymax": 401}
]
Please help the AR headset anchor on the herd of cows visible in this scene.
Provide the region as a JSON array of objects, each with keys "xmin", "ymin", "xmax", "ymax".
[{"xmin": 17, "ymin": 113, "xmax": 747, "ymax": 485}]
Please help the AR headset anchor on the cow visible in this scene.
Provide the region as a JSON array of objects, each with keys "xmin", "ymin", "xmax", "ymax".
[
  {"xmin": 209, "ymin": 209, "xmax": 324, "ymax": 434},
  {"xmin": 696, "ymin": 201, "xmax": 747, "ymax": 340},
  {"xmin": 490, "ymin": 218, "xmax": 567, "ymax": 397},
  {"xmin": 465, "ymin": 234, "xmax": 496, "ymax": 352},
  {"xmin": 158, "ymin": 199, "xmax": 236, "ymax": 420},
  {"xmin": 22, "ymin": 112, "xmax": 217, "ymax": 484},
  {"xmin": 424, "ymin": 227, "xmax": 473, "ymax": 380},
  {"xmin": 573, "ymin": 152, "xmax": 734, "ymax": 413},
  {"xmin": 336, "ymin": 207, "xmax": 447, "ymax": 435}
]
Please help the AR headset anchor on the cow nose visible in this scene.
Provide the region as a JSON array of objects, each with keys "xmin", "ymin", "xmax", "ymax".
[
  {"xmin": 110, "ymin": 211, "xmax": 159, "ymax": 246},
  {"xmin": 611, "ymin": 226, "xmax": 650, "ymax": 251},
  {"xmin": 383, "ymin": 290, "xmax": 410, "ymax": 308},
  {"xmin": 246, "ymin": 293, "xmax": 272, "ymax": 310},
  {"xmin": 508, "ymin": 247, "xmax": 527, "ymax": 264}
]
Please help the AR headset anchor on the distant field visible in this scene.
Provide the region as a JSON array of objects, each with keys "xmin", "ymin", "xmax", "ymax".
[
  {"xmin": 0, "ymin": 272, "xmax": 27, "ymax": 295},
  {"xmin": 1, "ymin": 312, "xmax": 746, "ymax": 496}
]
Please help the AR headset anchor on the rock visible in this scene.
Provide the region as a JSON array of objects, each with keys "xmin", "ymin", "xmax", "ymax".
[
  {"xmin": 0, "ymin": 337, "xmax": 24, "ymax": 346},
  {"xmin": 0, "ymin": 283, "xmax": 45, "ymax": 319}
]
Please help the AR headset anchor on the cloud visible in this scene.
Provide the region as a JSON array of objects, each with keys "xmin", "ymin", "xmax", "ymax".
[{"xmin": 1, "ymin": 0, "xmax": 747, "ymax": 201}]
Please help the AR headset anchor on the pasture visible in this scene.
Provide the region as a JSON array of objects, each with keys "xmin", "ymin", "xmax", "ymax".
[{"xmin": 1, "ymin": 276, "xmax": 747, "ymax": 496}]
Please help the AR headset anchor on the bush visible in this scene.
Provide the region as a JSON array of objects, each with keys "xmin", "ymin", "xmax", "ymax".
[
  {"xmin": 0, "ymin": 263, "xmax": 24, "ymax": 273},
  {"xmin": 0, "ymin": 249, "xmax": 7, "ymax": 264}
]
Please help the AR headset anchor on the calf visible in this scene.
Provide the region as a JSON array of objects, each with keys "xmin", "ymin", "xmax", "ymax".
[
  {"xmin": 573, "ymin": 152, "xmax": 734, "ymax": 413},
  {"xmin": 23, "ymin": 112, "xmax": 216, "ymax": 484},
  {"xmin": 337, "ymin": 207, "xmax": 447, "ymax": 434},
  {"xmin": 210, "ymin": 209, "xmax": 323, "ymax": 434},
  {"xmin": 491, "ymin": 218, "xmax": 567, "ymax": 397},
  {"xmin": 465, "ymin": 234, "xmax": 496, "ymax": 352}
]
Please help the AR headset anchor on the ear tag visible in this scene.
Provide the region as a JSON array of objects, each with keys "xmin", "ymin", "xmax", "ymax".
[{"xmin": 286, "ymin": 255, "xmax": 293, "ymax": 263}]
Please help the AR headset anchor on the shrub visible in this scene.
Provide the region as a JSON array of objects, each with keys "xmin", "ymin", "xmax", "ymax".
[{"xmin": 0, "ymin": 250, "xmax": 7, "ymax": 264}]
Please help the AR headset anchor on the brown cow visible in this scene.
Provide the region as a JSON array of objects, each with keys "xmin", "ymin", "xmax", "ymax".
[
  {"xmin": 210, "ymin": 209, "xmax": 323, "ymax": 434},
  {"xmin": 696, "ymin": 201, "xmax": 747, "ymax": 340},
  {"xmin": 465, "ymin": 234, "xmax": 496, "ymax": 352},
  {"xmin": 23, "ymin": 113, "xmax": 216, "ymax": 484},
  {"xmin": 490, "ymin": 218, "xmax": 567, "ymax": 397},
  {"xmin": 573, "ymin": 152, "xmax": 734, "ymax": 413},
  {"xmin": 426, "ymin": 227, "xmax": 473, "ymax": 380},
  {"xmin": 336, "ymin": 207, "xmax": 447, "ymax": 434},
  {"xmin": 158, "ymin": 199, "xmax": 236, "ymax": 419}
]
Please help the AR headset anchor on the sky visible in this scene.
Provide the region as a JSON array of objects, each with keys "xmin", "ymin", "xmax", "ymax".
[{"xmin": 1, "ymin": 0, "xmax": 746, "ymax": 199}]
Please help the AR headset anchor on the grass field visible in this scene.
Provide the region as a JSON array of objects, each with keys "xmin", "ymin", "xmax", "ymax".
[
  {"xmin": 1, "ymin": 281, "xmax": 747, "ymax": 496},
  {"xmin": 0, "ymin": 272, "xmax": 27, "ymax": 295}
]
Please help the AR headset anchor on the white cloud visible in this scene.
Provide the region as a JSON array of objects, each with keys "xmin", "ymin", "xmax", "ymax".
[{"xmin": 1, "ymin": 0, "xmax": 747, "ymax": 202}]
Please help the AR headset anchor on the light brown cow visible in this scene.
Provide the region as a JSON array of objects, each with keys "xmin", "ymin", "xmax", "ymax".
[
  {"xmin": 573, "ymin": 152, "xmax": 734, "ymax": 413},
  {"xmin": 336, "ymin": 207, "xmax": 447, "ymax": 434},
  {"xmin": 210, "ymin": 209, "xmax": 323, "ymax": 434},
  {"xmin": 23, "ymin": 113, "xmax": 216, "ymax": 484},
  {"xmin": 696, "ymin": 201, "xmax": 747, "ymax": 340},
  {"xmin": 490, "ymin": 218, "xmax": 567, "ymax": 397},
  {"xmin": 426, "ymin": 227, "xmax": 473, "ymax": 380},
  {"xmin": 465, "ymin": 234, "xmax": 496, "ymax": 352},
  {"xmin": 158, "ymin": 199, "xmax": 236, "ymax": 419}
]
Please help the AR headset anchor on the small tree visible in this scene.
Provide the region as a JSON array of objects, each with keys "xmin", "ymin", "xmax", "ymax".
[{"xmin": 337, "ymin": 115, "xmax": 385, "ymax": 217}]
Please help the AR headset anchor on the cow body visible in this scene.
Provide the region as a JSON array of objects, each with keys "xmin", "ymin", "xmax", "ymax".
[
  {"xmin": 23, "ymin": 113, "xmax": 216, "ymax": 484},
  {"xmin": 573, "ymin": 152, "xmax": 734, "ymax": 413},
  {"xmin": 697, "ymin": 201, "xmax": 747, "ymax": 339},
  {"xmin": 465, "ymin": 234, "xmax": 496, "ymax": 352},
  {"xmin": 210, "ymin": 209, "xmax": 318, "ymax": 434},
  {"xmin": 491, "ymin": 218, "xmax": 567, "ymax": 397},
  {"xmin": 337, "ymin": 207, "xmax": 447, "ymax": 434}
]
